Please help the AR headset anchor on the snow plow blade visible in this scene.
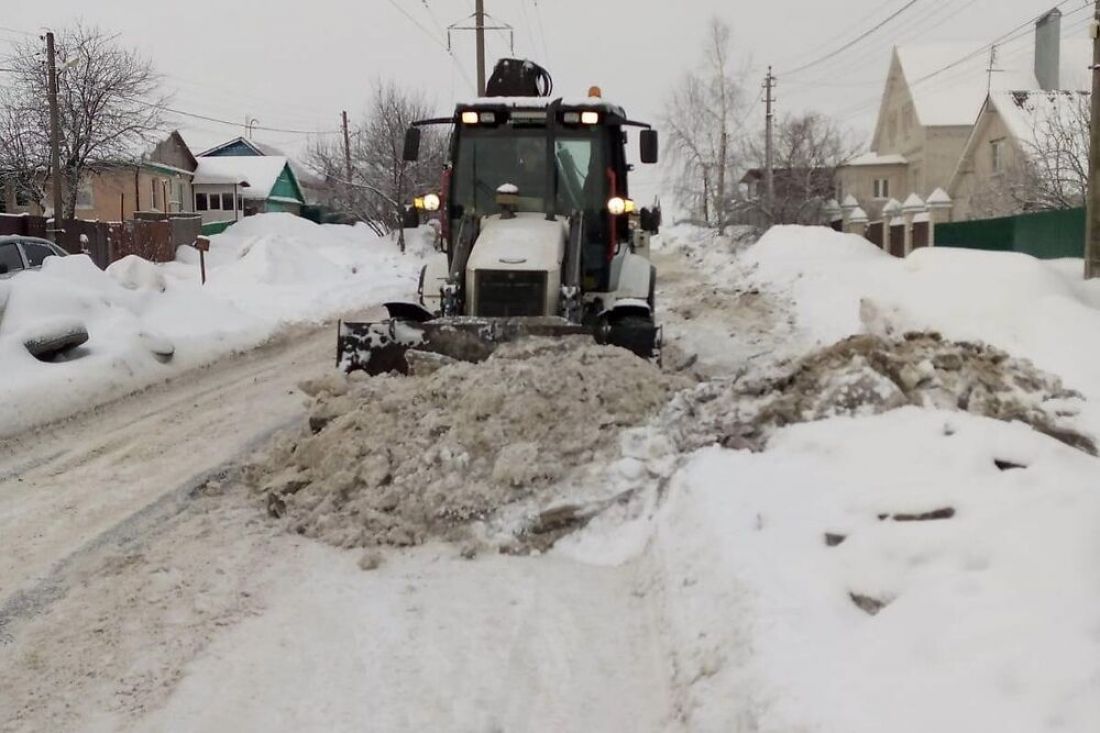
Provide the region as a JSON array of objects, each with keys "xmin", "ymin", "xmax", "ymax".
[{"xmin": 337, "ymin": 316, "xmax": 659, "ymax": 375}]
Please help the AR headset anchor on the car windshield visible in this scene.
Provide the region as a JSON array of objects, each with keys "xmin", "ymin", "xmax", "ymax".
[{"xmin": 452, "ymin": 127, "xmax": 608, "ymax": 218}]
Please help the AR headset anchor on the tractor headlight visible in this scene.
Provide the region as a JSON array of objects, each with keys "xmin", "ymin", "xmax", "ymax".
[
  {"xmin": 580, "ymin": 111, "xmax": 600, "ymax": 125},
  {"xmin": 422, "ymin": 193, "xmax": 441, "ymax": 212},
  {"xmin": 607, "ymin": 197, "xmax": 635, "ymax": 216},
  {"xmin": 461, "ymin": 111, "xmax": 479, "ymax": 125}
]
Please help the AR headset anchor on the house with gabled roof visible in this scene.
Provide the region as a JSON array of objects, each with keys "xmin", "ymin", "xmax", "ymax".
[
  {"xmin": 949, "ymin": 88, "xmax": 1089, "ymax": 220},
  {"xmin": 837, "ymin": 7, "xmax": 1089, "ymax": 221},
  {"xmin": 191, "ymin": 155, "xmax": 306, "ymax": 226},
  {"xmin": 3, "ymin": 130, "xmax": 199, "ymax": 221}
]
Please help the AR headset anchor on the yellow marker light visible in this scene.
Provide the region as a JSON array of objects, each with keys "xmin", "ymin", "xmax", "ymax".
[
  {"xmin": 624, "ymin": 198, "xmax": 636, "ymax": 214},
  {"xmin": 607, "ymin": 197, "xmax": 627, "ymax": 216},
  {"xmin": 580, "ymin": 111, "xmax": 600, "ymax": 125},
  {"xmin": 413, "ymin": 196, "xmax": 425, "ymax": 210},
  {"xmin": 461, "ymin": 111, "xmax": 479, "ymax": 125},
  {"xmin": 422, "ymin": 193, "xmax": 441, "ymax": 212}
]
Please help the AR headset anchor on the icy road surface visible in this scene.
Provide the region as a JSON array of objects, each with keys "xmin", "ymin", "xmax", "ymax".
[{"xmin": 0, "ymin": 235, "xmax": 787, "ymax": 731}]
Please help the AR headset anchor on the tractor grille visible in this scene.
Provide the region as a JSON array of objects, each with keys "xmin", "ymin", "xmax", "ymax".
[{"xmin": 475, "ymin": 270, "xmax": 547, "ymax": 317}]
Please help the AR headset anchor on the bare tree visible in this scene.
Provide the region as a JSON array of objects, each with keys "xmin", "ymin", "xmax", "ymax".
[
  {"xmin": 663, "ymin": 18, "xmax": 746, "ymax": 227},
  {"xmin": 971, "ymin": 92, "xmax": 1089, "ymax": 218},
  {"xmin": 308, "ymin": 80, "xmax": 448, "ymax": 235},
  {"xmin": 740, "ymin": 111, "xmax": 858, "ymax": 225},
  {"xmin": 0, "ymin": 25, "xmax": 166, "ymax": 218}
]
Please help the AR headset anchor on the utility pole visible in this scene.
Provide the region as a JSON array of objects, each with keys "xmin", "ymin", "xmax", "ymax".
[
  {"xmin": 45, "ymin": 31, "xmax": 63, "ymax": 229},
  {"xmin": 1086, "ymin": 2, "xmax": 1100, "ymax": 278},
  {"xmin": 341, "ymin": 111, "xmax": 353, "ymax": 184},
  {"xmin": 764, "ymin": 67, "xmax": 776, "ymax": 222},
  {"xmin": 475, "ymin": 0, "xmax": 487, "ymax": 96}
]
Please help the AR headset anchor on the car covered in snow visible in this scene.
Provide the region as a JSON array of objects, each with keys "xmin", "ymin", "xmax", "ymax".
[{"xmin": 0, "ymin": 236, "xmax": 68, "ymax": 278}]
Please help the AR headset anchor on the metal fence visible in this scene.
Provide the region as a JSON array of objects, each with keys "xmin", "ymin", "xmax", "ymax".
[{"xmin": 935, "ymin": 207, "xmax": 1085, "ymax": 259}]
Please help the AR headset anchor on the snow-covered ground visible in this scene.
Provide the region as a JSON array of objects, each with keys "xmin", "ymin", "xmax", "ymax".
[
  {"xmin": 2, "ymin": 223, "xmax": 1099, "ymax": 732},
  {"xmin": 0, "ymin": 214, "xmax": 426, "ymax": 437}
]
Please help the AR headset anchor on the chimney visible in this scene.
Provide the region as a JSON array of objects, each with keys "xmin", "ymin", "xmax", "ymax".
[{"xmin": 1034, "ymin": 7, "xmax": 1062, "ymax": 91}]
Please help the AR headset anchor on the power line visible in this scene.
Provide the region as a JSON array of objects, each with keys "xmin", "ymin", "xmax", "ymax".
[
  {"xmin": 789, "ymin": 0, "xmax": 978, "ymax": 86},
  {"xmin": 384, "ymin": 0, "xmax": 477, "ymax": 91},
  {"xmin": 779, "ymin": 0, "xmax": 923, "ymax": 77},
  {"xmin": 833, "ymin": 0, "xmax": 1087, "ymax": 122},
  {"xmin": 133, "ymin": 98, "xmax": 342, "ymax": 136},
  {"xmin": 773, "ymin": 0, "xmax": 914, "ymax": 72}
]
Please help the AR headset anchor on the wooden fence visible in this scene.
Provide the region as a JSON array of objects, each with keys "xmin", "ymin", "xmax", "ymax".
[{"xmin": 0, "ymin": 213, "xmax": 200, "ymax": 269}]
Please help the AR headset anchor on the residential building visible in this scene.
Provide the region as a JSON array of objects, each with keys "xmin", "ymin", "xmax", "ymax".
[
  {"xmin": 949, "ymin": 89, "xmax": 1089, "ymax": 220},
  {"xmin": 739, "ymin": 167, "xmax": 836, "ymax": 225},
  {"xmin": 199, "ymin": 136, "xmax": 327, "ymax": 205},
  {"xmin": 4, "ymin": 130, "xmax": 198, "ymax": 221},
  {"xmin": 191, "ymin": 156, "xmax": 306, "ymax": 225},
  {"xmin": 836, "ymin": 7, "xmax": 1088, "ymax": 221}
]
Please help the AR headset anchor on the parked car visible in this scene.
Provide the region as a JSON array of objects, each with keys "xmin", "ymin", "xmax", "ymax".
[{"xmin": 0, "ymin": 236, "xmax": 68, "ymax": 278}]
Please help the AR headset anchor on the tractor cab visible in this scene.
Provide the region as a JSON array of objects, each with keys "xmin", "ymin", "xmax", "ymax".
[{"xmin": 336, "ymin": 60, "xmax": 663, "ymax": 376}]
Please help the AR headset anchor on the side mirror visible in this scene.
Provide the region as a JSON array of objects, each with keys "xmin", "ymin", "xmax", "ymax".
[
  {"xmin": 402, "ymin": 205, "xmax": 420, "ymax": 230},
  {"xmin": 640, "ymin": 129, "xmax": 659, "ymax": 164},
  {"xmin": 403, "ymin": 128, "xmax": 422, "ymax": 162},
  {"xmin": 640, "ymin": 207, "xmax": 662, "ymax": 234}
]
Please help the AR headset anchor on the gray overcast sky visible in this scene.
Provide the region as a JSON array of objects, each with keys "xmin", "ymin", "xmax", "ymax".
[{"xmin": 2, "ymin": 0, "xmax": 1084, "ymax": 168}]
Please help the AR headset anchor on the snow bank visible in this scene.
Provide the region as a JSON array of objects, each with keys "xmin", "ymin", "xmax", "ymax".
[
  {"xmin": 652, "ymin": 410, "xmax": 1100, "ymax": 732},
  {"xmin": 0, "ymin": 214, "xmax": 424, "ymax": 437},
  {"xmin": 744, "ymin": 225, "xmax": 1100, "ymax": 435}
]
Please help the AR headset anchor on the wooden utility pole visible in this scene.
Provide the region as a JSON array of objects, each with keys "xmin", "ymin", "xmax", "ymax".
[
  {"xmin": 764, "ymin": 67, "xmax": 777, "ymax": 222},
  {"xmin": 1086, "ymin": 2, "xmax": 1100, "ymax": 278},
  {"xmin": 46, "ymin": 31, "xmax": 63, "ymax": 229},
  {"xmin": 341, "ymin": 110, "xmax": 353, "ymax": 184},
  {"xmin": 475, "ymin": 0, "xmax": 487, "ymax": 96}
]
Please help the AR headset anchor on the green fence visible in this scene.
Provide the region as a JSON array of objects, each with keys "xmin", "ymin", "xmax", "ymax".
[{"xmin": 935, "ymin": 207, "xmax": 1085, "ymax": 259}]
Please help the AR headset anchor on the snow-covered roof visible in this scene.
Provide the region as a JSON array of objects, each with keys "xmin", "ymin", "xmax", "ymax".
[
  {"xmin": 843, "ymin": 152, "xmax": 908, "ymax": 167},
  {"xmin": 989, "ymin": 89, "xmax": 1089, "ymax": 155},
  {"xmin": 192, "ymin": 156, "xmax": 295, "ymax": 200},
  {"xmin": 893, "ymin": 39, "xmax": 1091, "ymax": 128}
]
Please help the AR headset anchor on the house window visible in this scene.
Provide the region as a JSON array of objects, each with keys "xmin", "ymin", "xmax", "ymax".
[
  {"xmin": 873, "ymin": 178, "xmax": 890, "ymax": 199},
  {"xmin": 221, "ymin": 193, "xmax": 235, "ymax": 211},
  {"xmin": 76, "ymin": 178, "xmax": 94, "ymax": 209},
  {"xmin": 210, "ymin": 193, "xmax": 222, "ymax": 210},
  {"xmin": 195, "ymin": 193, "xmax": 208, "ymax": 211},
  {"xmin": 991, "ymin": 139, "xmax": 1004, "ymax": 173}
]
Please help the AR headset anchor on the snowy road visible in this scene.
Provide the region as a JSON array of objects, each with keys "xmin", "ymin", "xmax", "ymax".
[
  {"xmin": 1, "ymin": 235, "xmax": 779, "ymax": 732},
  {"xmin": 0, "ymin": 325, "xmax": 332, "ymax": 605}
]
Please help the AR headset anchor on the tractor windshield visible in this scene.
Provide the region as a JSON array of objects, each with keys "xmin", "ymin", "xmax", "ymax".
[{"xmin": 451, "ymin": 126, "xmax": 609, "ymax": 218}]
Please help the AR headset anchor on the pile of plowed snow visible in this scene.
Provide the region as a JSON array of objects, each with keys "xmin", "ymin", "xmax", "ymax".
[
  {"xmin": 666, "ymin": 332, "xmax": 1093, "ymax": 455},
  {"xmin": 251, "ymin": 338, "xmax": 680, "ymax": 549}
]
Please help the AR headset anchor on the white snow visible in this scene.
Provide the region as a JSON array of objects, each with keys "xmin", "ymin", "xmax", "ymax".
[
  {"xmin": 580, "ymin": 224, "xmax": 1100, "ymax": 731},
  {"xmin": 843, "ymin": 151, "xmax": 908, "ymax": 167},
  {"xmin": 650, "ymin": 410, "xmax": 1100, "ymax": 732},
  {"xmin": 0, "ymin": 213, "xmax": 425, "ymax": 437}
]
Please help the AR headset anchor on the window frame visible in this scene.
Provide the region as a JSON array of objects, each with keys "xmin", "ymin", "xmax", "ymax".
[
  {"xmin": 873, "ymin": 178, "xmax": 890, "ymax": 199},
  {"xmin": 195, "ymin": 192, "xmax": 208, "ymax": 211},
  {"xmin": 221, "ymin": 192, "xmax": 235, "ymax": 211},
  {"xmin": 991, "ymin": 138, "xmax": 1005, "ymax": 174}
]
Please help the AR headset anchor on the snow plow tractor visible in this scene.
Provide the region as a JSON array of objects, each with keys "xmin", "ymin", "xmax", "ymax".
[{"xmin": 338, "ymin": 59, "xmax": 663, "ymax": 375}]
